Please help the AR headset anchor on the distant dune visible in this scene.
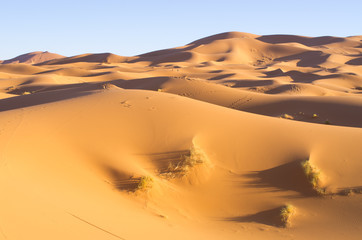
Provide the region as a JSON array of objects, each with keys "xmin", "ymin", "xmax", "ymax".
[
  {"xmin": 1, "ymin": 51, "xmax": 65, "ymax": 64},
  {"xmin": 0, "ymin": 32, "xmax": 362, "ymax": 240},
  {"xmin": 39, "ymin": 52, "xmax": 127, "ymax": 65}
]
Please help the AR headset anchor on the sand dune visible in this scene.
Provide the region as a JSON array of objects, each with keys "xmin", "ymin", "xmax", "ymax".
[
  {"xmin": 346, "ymin": 56, "xmax": 362, "ymax": 65},
  {"xmin": 39, "ymin": 53, "xmax": 128, "ymax": 65},
  {"xmin": 2, "ymin": 51, "xmax": 65, "ymax": 64},
  {"xmin": 257, "ymin": 34, "xmax": 347, "ymax": 46},
  {"xmin": 0, "ymin": 32, "xmax": 362, "ymax": 240}
]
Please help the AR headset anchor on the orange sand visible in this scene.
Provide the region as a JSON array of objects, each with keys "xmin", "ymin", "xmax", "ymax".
[{"xmin": 0, "ymin": 32, "xmax": 362, "ymax": 240}]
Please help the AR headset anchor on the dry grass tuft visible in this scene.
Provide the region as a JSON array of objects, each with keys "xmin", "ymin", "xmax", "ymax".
[
  {"xmin": 102, "ymin": 83, "xmax": 112, "ymax": 89},
  {"xmin": 164, "ymin": 144, "xmax": 208, "ymax": 178},
  {"xmin": 136, "ymin": 176, "xmax": 153, "ymax": 191},
  {"xmin": 301, "ymin": 160, "xmax": 325, "ymax": 195},
  {"xmin": 281, "ymin": 113, "xmax": 294, "ymax": 120},
  {"xmin": 280, "ymin": 204, "xmax": 296, "ymax": 227}
]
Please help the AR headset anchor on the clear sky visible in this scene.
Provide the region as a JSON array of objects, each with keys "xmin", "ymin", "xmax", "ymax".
[{"xmin": 1, "ymin": 0, "xmax": 361, "ymax": 59}]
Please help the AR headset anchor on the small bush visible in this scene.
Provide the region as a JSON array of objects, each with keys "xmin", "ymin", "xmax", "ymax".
[
  {"xmin": 184, "ymin": 144, "xmax": 207, "ymax": 167},
  {"xmin": 136, "ymin": 176, "xmax": 153, "ymax": 191},
  {"xmin": 102, "ymin": 83, "xmax": 112, "ymax": 89},
  {"xmin": 301, "ymin": 160, "xmax": 325, "ymax": 195},
  {"xmin": 281, "ymin": 113, "xmax": 294, "ymax": 120},
  {"xmin": 280, "ymin": 204, "xmax": 296, "ymax": 227},
  {"xmin": 165, "ymin": 144, "xmax": 208, "ymax": 178}
]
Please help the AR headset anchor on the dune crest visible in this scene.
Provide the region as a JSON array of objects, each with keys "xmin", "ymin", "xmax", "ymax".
[
  {"xmin": 39, "ymin": 52, "xmax": 129, "ymax": 65},
  {"xmin": 1, "ymin": 51, "xmax": 65, "ymax": 64}
]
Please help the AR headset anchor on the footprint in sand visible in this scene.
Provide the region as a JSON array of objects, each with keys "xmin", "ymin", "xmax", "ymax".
[{"xmin": 120, "ymin": 100, "xmax": 132, "ymax": 108}]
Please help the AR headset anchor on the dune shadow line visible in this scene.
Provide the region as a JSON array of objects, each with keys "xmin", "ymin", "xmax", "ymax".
[
  {"xmin": 0, "ymin": 86, "xmax": 94, "ymax": 112},
  {"xmin": 243, "ymin": 161, "xmax": 316, "ymax": 196},
  {"xmin": 225, "ymin": 207, "xmax": 285, "ymax": 227}
]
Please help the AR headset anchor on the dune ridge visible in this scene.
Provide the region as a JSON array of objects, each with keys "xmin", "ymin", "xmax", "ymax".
[
  {"xmin": 0, "ymin": 32, "xmax": 362, "ymax": 240},
  {"xmin": 1, "ymin": 51, "xmax": 65, "ymax": 64}
]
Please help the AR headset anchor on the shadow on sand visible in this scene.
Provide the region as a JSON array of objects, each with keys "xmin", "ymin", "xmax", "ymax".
[
  {"xmin": 243, "ymin": 161, "xmax": 316, "ymax": 197},
  {"xmin": 225, "ymin": 206, "xmax": 285, "ymax": 227}
]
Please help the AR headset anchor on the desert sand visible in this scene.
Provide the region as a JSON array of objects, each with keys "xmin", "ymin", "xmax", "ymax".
[{"xmin": 0, "ymin": 32, "xmax": 361, "ymax": 239}]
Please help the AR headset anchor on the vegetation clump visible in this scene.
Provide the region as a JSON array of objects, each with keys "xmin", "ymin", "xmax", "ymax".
[
  {"xmin": 136, "ymin": 176, "xmax": 153, "ymax": 191},
  {"xmin": 301, "ymin": 160, "xmax": 325, "ymax": 195},
  {"xmin": 281, "ymin": 113, "xmax": 294, "ymax": 120},
  {"xmin": 165, "ymin": 144, "xmax": 208, "ymax": 178},
  {"xmin": 183, "ymin": 145, "xmax": 207, "ymax": 168},
  {"xmin": 280, "ymin": 204, "xmax": 296, "ymax": 227}
]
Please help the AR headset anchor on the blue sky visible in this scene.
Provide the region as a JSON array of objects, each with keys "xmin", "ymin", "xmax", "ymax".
[{"xmin": 1, "ymin": 0, "xmax": 361, "ymax": 59}]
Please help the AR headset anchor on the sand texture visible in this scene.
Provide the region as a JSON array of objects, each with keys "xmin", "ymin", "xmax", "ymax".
[{"xmin": 0, "ymin": 32, "xmax": 362, "ymax": 240}]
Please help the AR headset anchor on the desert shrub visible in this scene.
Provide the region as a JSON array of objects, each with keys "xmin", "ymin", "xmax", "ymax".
[
  {"xmin": 280, "ymin": 204, "xmax": 296, "ymax": 227},
  {"xmin": 183, "ymin": 144, "xmax": 207, "ymax": 167},
  {"xmin": 165, "ymin": 144, "xmax": 208, "ymax": 178},
  {"xmin": 136, "ymin": 176, "xmax": 153, "ymax": 191},
  {"xmin": 301, "ymin": 160, "xmax": 325, "ymax": 195},
  {"xmin": 281, "ymin": 113, "xmax": 294, "ymax": 120}
]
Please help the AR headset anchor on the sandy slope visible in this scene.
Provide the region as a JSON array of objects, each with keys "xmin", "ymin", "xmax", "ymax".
[
  {"xmin": 0, "ymin": 32, "xmax": 362, "ymax": 240},
  {"xmin": 2, "ymin": 51, "xmax": 65, "ymax": 64}
]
